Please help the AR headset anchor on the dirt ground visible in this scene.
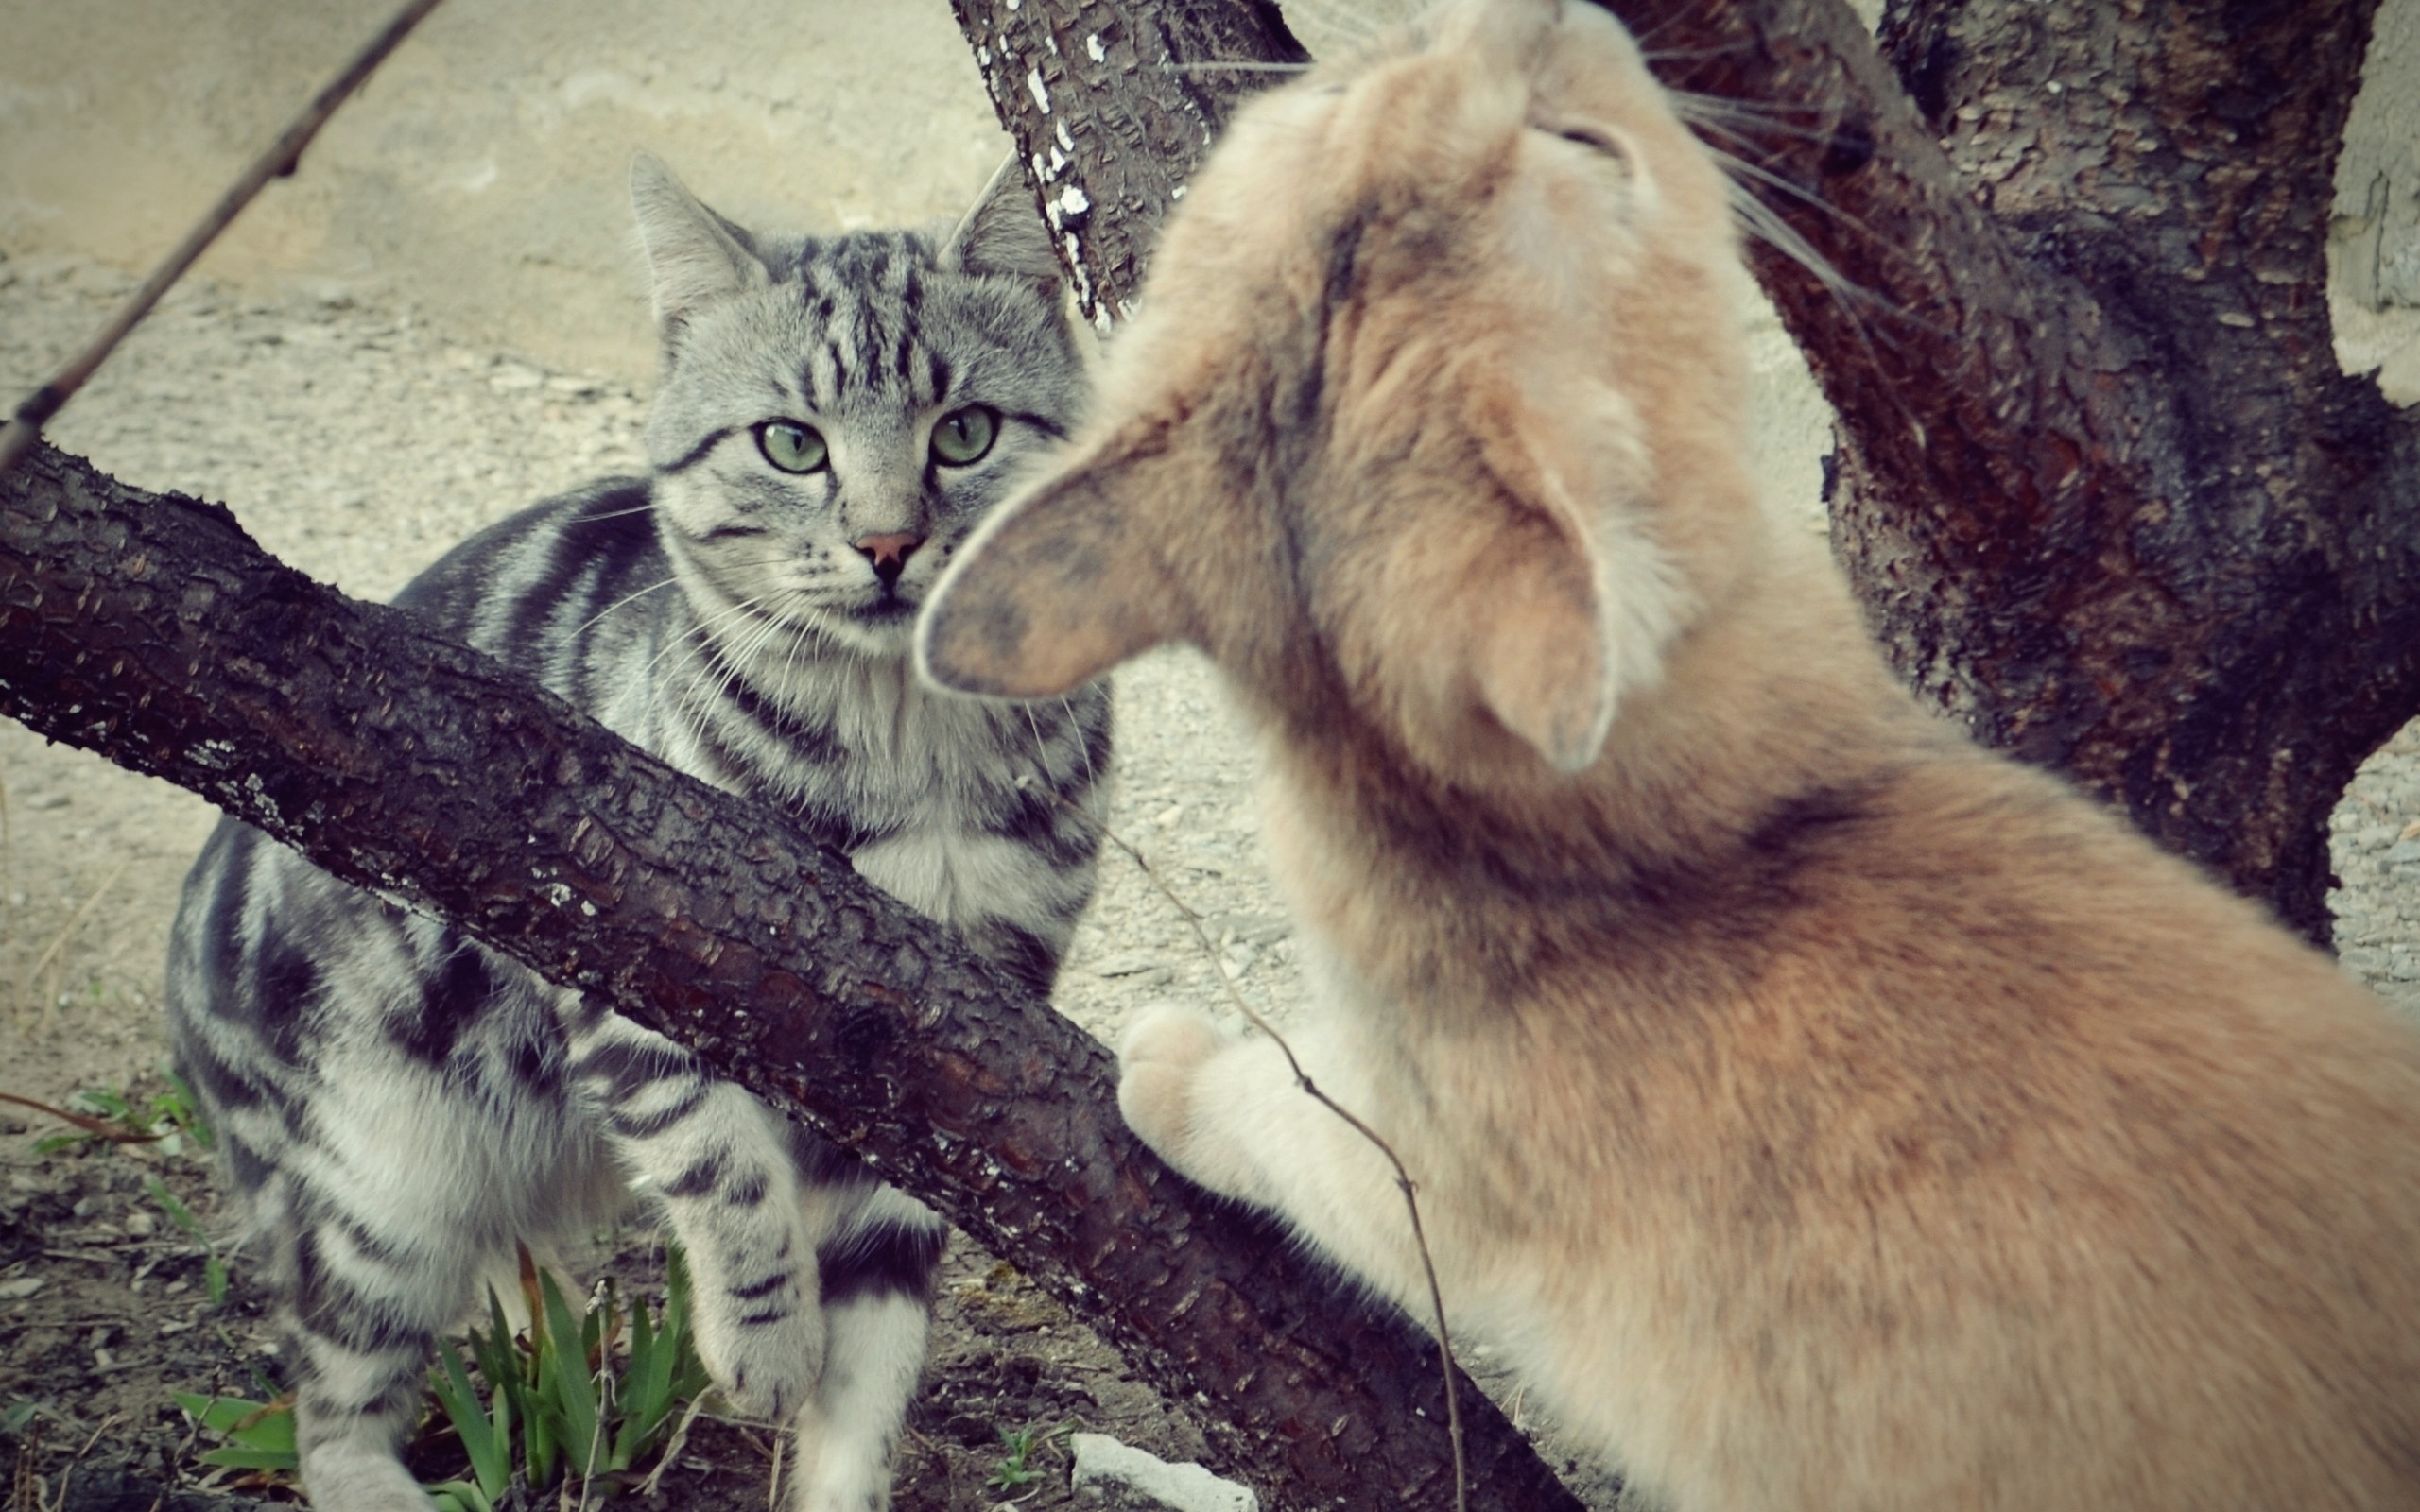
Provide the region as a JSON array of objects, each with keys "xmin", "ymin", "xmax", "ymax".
[{"xmin": 4, "ymin": 242, "xmax": 2416, "ymax": 1512}]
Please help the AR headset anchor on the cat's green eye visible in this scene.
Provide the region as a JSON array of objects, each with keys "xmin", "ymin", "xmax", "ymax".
[
  {"xmin": 756, "ymin": 421, "xmax": 828, "ymax": 474},
  {"xmin": 930, "ymin": 405, "xmax": 998, "ymax": 467}
]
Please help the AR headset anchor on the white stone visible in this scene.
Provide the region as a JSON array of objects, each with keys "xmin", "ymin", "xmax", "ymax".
[{"xmin": 1069, "ymin": 1434, "xmax": 1258, "ymax": 1512}]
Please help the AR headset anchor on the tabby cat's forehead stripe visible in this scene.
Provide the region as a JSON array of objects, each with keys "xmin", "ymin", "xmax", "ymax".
[{"xmin": 659, "ymin": 424, "xmax": 740, "ymax": 476}]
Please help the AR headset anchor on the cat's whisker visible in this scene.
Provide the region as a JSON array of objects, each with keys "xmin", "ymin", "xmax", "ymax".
[
  {"xmin": 1669, "ymin": 93, "xmax": 1841, "ymax": 146},
  {"xmin": 1629, "ymin": 0, "xmax": 1729, "ymax": 53},
  {"xmin": 643, "ymin": 591, "xmax": 770, "ymax": 682},
  {"xmin": 570, "ymin": 575, "xmax": 682, "ymax": 640},
  {"xmin": 1639, "ymin": 43, "xmax": 1760, "ymax": 69},
  {"xmin": 1698, "ymin": 142, "xmax": 1879, "ymax": 243},
  {"xmin": 566, "ymin": 502, "xmax": 661, "ymax": 524},
  {"xmin": 1022, "ymin": 703, "xmax": 1061, "ymax": 792},
  {"xmin": 1163, "ymin": 60, "xmax": 1315, "ymax": 75},
  {"xmin": 1062, "ymin": 696, "xmax": 1101, "ymax": 795}
]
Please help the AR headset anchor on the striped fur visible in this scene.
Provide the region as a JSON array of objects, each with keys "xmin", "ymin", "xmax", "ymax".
[{"xmin": 164, "ymin": 157, "xmax": 1104, "ymax": 1512}]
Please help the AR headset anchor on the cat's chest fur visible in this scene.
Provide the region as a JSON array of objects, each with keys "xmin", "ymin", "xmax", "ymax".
[{"xmin": 669, "ymin": 639, "xmax": 1098, "ymax": 929}]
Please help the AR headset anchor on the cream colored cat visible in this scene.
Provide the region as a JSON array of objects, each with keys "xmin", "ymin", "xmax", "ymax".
[{"xmin": 916, "ymin": 1, "xmax": 2420, "ymax": 1505}]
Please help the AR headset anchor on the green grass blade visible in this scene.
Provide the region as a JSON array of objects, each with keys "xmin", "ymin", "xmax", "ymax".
[
  {"xmin": 172, "ymin": 1391, "xmax": 297, "ymax": 1461},
  {"xmin": 144, "ymin": 1177, "xmax": 203, "ymax": 1238},
  {"xmin": 538, "ymin": 1268, "xmax": 601, "ymax": 1479},
  {"xmin": 662, "ymin": 1246, "xmax": 709, "ymax": 1399},
  {"xmin": 430, "ymin": 1339, "xmax": 510, "ymax": 1497},
  {"xmin": 611, "ymin": 1296, "xmax": 667, "ymax": 1470},
  {"xmin": 198, "ymin": 1446, "xmax": 302, "ymax": 1471},
  {"xmin": 159, "ymin": 1066, "xmax": 216, "ymax": 1149}
]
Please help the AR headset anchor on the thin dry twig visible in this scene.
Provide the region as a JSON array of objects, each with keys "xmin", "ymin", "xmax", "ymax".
[
  {"xmin": 44, "ymin": 1413, "xmax": 123, "ymax": 1512},
  {"xmin": 0, "ymin": 1089, "xmax": 163, "ymax": 1143},
  {"xmin": 1101, "ymin": 824, "xmax": 1472, "ymax": 1512},
  {"xmin": 9, "ymin": 1415, "xmax": 42, "ymax": 1512},
  {"xmin": 0, "ymin": 0, "xmax": 447, "ymax": 481},
  {"xmin": 147, "ymin": 1373, "xmax": 219, "ymax": 1512},
  {"xmin": 636, "ymin": 1396, "xmax": 712, "ymax": 1499}
]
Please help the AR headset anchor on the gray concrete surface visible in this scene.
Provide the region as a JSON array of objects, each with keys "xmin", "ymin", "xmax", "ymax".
[{"xmin": 0, "ymin": 0, "xmax": 1011, "ymax": 382}]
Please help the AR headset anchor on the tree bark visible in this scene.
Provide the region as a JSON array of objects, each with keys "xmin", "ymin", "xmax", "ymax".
[
  {"xmin": 1599, "ymin": 0, "xmax": 2420, "ymax": 941},
  {"xmin": 948, "ymin": 0, "xmax": 1307, "ymax": 330},
  {"xmin": 0, "ymin": 443, "xmax": 1582, "ymax": 1511}
]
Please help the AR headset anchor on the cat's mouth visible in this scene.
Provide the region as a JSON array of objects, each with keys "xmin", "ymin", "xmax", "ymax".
[{"xmin": 852, "ymin": 593, "xmax": 918, "ymax": 625}]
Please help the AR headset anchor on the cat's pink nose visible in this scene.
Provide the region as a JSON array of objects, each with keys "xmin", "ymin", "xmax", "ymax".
[{"xmin": 855, "ymin": 532, "xmax": 925, "ymax": 589}]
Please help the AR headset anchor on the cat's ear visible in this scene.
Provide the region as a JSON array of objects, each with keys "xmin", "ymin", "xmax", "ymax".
[
  {"xmin": 630, "ymin": 154, "xmax": 768, "ymax": 338},
  {"xmin": 1422, "ymin": 394, "xmax": 1666, "ymax": 775},
  {"xmin": 917, "ymin": 446, "xmax": 1179, "ymax": 698},
  {"xmin": 1464, "ymin": 497, "xmax": 1622, "ymax": 773},
  {"xmin": 941, "ymin": 156, "xmax": 1065, "ymax": 297}
]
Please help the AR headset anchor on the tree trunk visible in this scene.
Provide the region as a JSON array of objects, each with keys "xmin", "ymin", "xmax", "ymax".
[
  {"xmin": 1602, "ymin": 0, "xmax": 2420, "ymax": 942},
  {"xmin": 0, "ymin": 443, "xmax": 1582, "ymax": 1512},
  {"xmin": 947, "ymin": 0, "xmax": 1307, "ymax": 332}
]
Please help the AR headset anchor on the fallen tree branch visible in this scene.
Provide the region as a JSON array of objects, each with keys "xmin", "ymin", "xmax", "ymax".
[{"xmin": 0, "ymin": 441, "xmax": 1583, "ymax": 1511}]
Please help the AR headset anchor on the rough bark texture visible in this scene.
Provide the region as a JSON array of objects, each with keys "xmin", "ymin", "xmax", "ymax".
[
  {"xmin": 0, "ymin": 443, "xmax": 1583, "ymax": 1512},
  {"xmin": 948, "ymin": 0, "xmax": 1307, "ymax": 330},
  {"xmin": 1602, "ymin": 0, "xmax": 2420, "ymax": 941}
]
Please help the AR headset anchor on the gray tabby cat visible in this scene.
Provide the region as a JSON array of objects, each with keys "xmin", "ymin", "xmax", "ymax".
[{"xmin": 163, "ymin": 155, "xmax": 1107, "ymax": 1512}]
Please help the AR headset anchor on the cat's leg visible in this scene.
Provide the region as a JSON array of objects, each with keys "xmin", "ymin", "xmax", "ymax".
[
  {"xmin": 784, "ymin": 1180, "xmax": 945, "ymax": 1512},
  {"xmin": 277, "ymin": 1207, "xmax": 472, "ymax": 1510},
  {"xmin": 559, "ymin": 998, "xmax": 826, "ymax": 1419},
  {"xmin": 1120, "ymin": 1005, "xmax": 1438, "ymax": 1314},
  {"xmin": 262, "ymin": 1116, "xmax": 518, "ymax": 1512}
]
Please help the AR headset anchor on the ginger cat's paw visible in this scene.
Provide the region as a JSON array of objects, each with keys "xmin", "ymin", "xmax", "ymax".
[{"xmin": 1117, "ymin": 1003, "xmax": 1231, "ymax": 1177}]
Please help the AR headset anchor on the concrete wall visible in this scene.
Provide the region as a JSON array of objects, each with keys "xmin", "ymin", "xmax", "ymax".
[{"xmin": 2335, "ymin": 0, "xmax": 2420, "ymax": 401}]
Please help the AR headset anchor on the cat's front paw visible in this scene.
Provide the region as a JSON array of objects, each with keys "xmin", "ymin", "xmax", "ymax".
[
  {"xmin": 1117, "ymin": 1004, "xmax": 1232, "ymax": 1179},
  {"xmin": 693, "ymin": 1275, "xmax": 825, "ymax": 1422}
]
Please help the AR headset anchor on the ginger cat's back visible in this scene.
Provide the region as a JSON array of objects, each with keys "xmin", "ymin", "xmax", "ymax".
[{"xmin": 921, "ymin": 0, "xmax": 2420, "ymax": 1504}]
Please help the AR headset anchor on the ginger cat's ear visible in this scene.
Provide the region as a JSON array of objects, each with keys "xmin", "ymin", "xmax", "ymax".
[
  {"xmin": 1408, "ymin": 392, "xmax": 1670, "ymax": 776},
  {"xmin": 1469, "ymin": 507, "xmax": 1622, "ymax": 772},
  {"xmin": 918, "ymin": 451, "xmax": 1179, "ymax": 698}
]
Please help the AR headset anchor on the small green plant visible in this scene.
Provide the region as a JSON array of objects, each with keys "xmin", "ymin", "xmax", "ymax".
[
  {"xmin": 180, "ymin": 1245, "xmax": 711, "ymax": 1509},
  {"xmin": 8, "ymin": 1069, "xmax": 215, "ymax": 1157},
  {"xmin": 7, "ymin": 1074, "xmax": 213, "ymax": 1156},
  {"xmin": 987, "ymin": 1422, "xmax": 1068, "ymax": 1494},
  {"xmin": 169, "ymin": 1392, "xmax": 299, "ymax": 1476},
  {"xmin": 422, "ymin": 1246, "xmax": 710, "ymax": 1510},
  {"xmin": 145, "ymin": 1176, "xmax": 230, "ymax": 1307}
]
